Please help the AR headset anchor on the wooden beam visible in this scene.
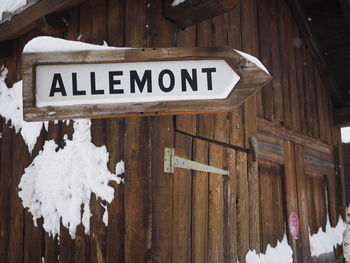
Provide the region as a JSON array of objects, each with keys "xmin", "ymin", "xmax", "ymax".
[
  {"xmin": 257, "ymin": 118, "xmax": 334, "ymax": 155},
  {"xmin": 0, "ymin": 0, "xmax": 86, "ymax": 42},
  {"xmin": 163, "ymin": 0, "xmax": 237, "ymax": 29}
]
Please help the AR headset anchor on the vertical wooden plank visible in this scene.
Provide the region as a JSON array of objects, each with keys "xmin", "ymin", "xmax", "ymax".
[
  {"xmin": 0, "ymin": 58, "xmax": 16, "ymax": 263},
  {"xmin": 279, "ymin": 0, "xmax": 292, "ymax": 129},
  {"xmin": 314, "ymin": 69, "xmax": 327, "ymax": 142},
  {"xmin": 295, "ymin": 32, "xmax": 307, "ymax": 135},
  {"xmin": 79, "ymin": 0, "xmax": 92, "ymax": 43},
  {"xmin": 257, "ymin": 0, "xmax": 273, "ymax": 121},
  {"xmin": 225, "ymin": 148, "xmax": 238, "ymax": 263},
  {"xmin": 65, "ymin": 7, "xmax": 80, "ymax": 41},
  {"xmin": 227, "ymin": 3, "xmax": 244, "ymax": 148},
  {"xmin": 197, "ymin": 18, "xmax": 214, "ymax": 140},
  {"xmin": 326, "ymin": 169, "xmax": 339, "ymax": 226},
  {"xmin": 124, "ymin": 1, "xmax": 149, "ymax": 262},
  {"xmin": 172, "ymin": 133, "xmax": 192, "ymax": 263},
  {"xmin": 150, "ymin": 116, "xmax": 174, "ymax": 262},
  {"xmin": 1, "ymin": 50, "xmax": 17, "ymax": 262},
  {"xmin": 287, "ymin": 13, "xmax": 301, "ymax": 133},
  {"xmin": 175, "ymin": 25, "xmax": 197, "ymax": 136},
  {"xmin": 147, "ymin": 1, "xmax": 176, "ymax": 262},
  {"xmin": 283, "ymin": 141, "xmax": 302, "ymax": 263},
  {"xmin": 191, "ymin": 139, "xmax": 209, "ymax": 263},
  {"xmin": 241, "ymin": 0, "xmax": 260, "ymax": 252},
  {"xmin": 106, "ymin": 1, "xmax": 125, "ymax": 262},
  {"xmin": 124, "ymin": 117, "xmax": 151, "ymax": 263},
  {"xmin": 270, "ymin": 0, "xmax": 284, "ymax": 122},
  {"xmin": 294, "ymin": 144, "xmax": 311, "ymax": 263},
  {"xmin": 213, "ymin": 14, "xmax": 230, "ymax": 143},
  {"xmin": 272, "ymin": 164, "xmax": 285, "ymax": 242},
  {"xmin": 208, "ymin": 143, "xmax": 224, "ymax": 263},
  {"xmin": 236, "ymin": 151, "xmax": 249, "ymax": 263},
  {"xmin": 107, "ymin": 0, "xmax": 125, "ymax": 47},
  {"xmin": 105, "ymin": 119, "xmax": 125, "ymax": 263},
  {"xmin": 259, "ymin": 162, "xmax": 275, "ymax": 250},
  {"xmin": 90, "ymin": 1, "xmax": 109, "ymax": 262}
]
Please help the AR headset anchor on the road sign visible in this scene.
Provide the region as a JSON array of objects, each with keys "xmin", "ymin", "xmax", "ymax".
[{"xmin": 22, "ymin": 47, "xmax": 271, "ymax": 121}]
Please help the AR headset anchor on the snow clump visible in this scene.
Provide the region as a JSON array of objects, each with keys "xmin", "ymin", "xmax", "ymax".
[
  {"xmin": 0, "ymin": 66, "xmax": 44, "ymax": 153},
  {"xmin": 18, "ymin": 119, "xmax": 124, "ymax": 239},
  {"xmin": 245, "ymin": 235, "xmax": 293, "ymax": 263},
  {"xmin": 309, "ymin": 216, "xmax": 346, "ymax": 257}
]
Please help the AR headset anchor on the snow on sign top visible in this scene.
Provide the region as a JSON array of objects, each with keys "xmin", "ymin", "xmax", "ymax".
[{"xmin": 22, "ymin": 37, "xmax": 271, "ymax": 121}]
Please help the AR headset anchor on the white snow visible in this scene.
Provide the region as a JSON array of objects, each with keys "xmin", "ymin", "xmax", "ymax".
[
  {"xmin": 343, "ymin": 206, "xmax": 350, "ymax": 262},
  {"xmin": 309, "ymin": 216, "xmax": 346, "ymax": 257},
  {"xmin": 245, "ymin": 235, "xmax": 293, "ymax": 263},
  {"xmin": 234, "ymin": 49, "xmax": 270, "ymax": 75},
  {"xmin": 18, "ymin": 119, "xmax": 124, "ymax": 238},
  {"xmin": 0, "ymin": 66, "xmax": 43, "ymax": 153},
  {"xmin": 341, "ymin": 127, "xmax": 350, "ymax": 143},
  {"xmin": 0, "ymin": 0, "xmax": 26, "ymax": 21},
  {"xmin": 23, "ymin": 36, "xmax": 124, "ymax": 53},
  {"xmin": 171, "ymin": 0, "xmax": 185, "ymax": 6}
]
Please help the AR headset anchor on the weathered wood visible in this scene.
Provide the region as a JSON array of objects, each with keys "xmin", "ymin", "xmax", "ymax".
[
  {"xmin": 172, "ymin": 133, "xmax": 192, "ymax": 263},
  {"xmin": 191, "ymin": 138, "xmax": 209, "ymax": 263},
  {"xmin": 286, "ymin": 11, "xmax": 301, "ymax": 133},
  {"xmin": 0, "ymin": 0, "xmax": 86, "ymax": 42},
  {"xmin": 257, "ymin": 118, "xmax": 334, "ymax": 155},
  {"xmin": 105, "ymin": 1, "xmax": 125, "ymax": 262},
  {"xmin": 240, "ymin": 0, "xmax": 261, "ymax": 252},
  {"xmin": 259, "ymin": 161, "xmax": 275, "ymax": 251},
  {"xmin": 124, "ymin": 117, "xmax": 150, "ymax": 263},
  {"xmin": 227, "ymin": 3, "xmax": 245, "ymax": 148},
  {"xmin": 283, "ymin": 141, "xmax": 302, "ymax": 263},
  {"xmin": 208, "ymin": 143, "xmax": 224, "ymax": 262},
  {"xmin": 90, "ymin": 0, "xmax": 109, "ymax": 261},
  {"xmin": 197, "ymin": 18, "xmax": 214, "ymax": 140},
  {"xmin": 105, "ymin": 118, "xmax": 124, "ymax": 263},
  {"xmin": 225, "ymin": 148, "xmax": 238, "ymax": 262},
  {"xmin": 294, "ymin": 144, "xmax": 311, "ymax": 263},
  {"xmin": 213, "ymin": 14, "xmax": 230, "ymax": 144},
  {"xmin": 175, "ymin": 24, "xmax": 197, "ymax": 136},
  {"xmin": 236, "ymin": 151, "xmax": 249, "ymax": 263},
  {"xmin": 163, "ymin": 0, "xmax": 237, "ymax": 29}
]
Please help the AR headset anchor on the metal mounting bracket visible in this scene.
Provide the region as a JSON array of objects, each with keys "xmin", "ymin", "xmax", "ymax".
[{"xmin": 164, "ymin": 147, "xmax": 229, "ymax": 175}]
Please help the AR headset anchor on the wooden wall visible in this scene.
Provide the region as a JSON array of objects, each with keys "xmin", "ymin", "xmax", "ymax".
[{"xmin": 0, "ymin": 0, "xmax": 345, "ymax": 262}]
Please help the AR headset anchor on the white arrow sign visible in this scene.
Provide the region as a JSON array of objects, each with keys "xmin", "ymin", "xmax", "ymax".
[
  {"xmin": 36, "ymin": 59, "xmax": 240, "ymax": 107},
  {"xmin": 22, "ymin": 47, "xmax": 271, "ymax": 121}
]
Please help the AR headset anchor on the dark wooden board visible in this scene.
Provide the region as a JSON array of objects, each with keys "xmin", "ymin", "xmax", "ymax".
[{"xmin": 163, "ymin": 0, "xmax": 237, "ymax": 28}]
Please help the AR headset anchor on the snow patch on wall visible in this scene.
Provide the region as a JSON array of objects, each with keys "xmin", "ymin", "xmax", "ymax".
[
  {"xmin": 0, "ymin": 66, "xmax": 43, "ymax": 153},
  {"xmin": 309, "ymin": 216, "xmax": 346, "ymax": 257},
  {"xmin": 171, "ymin": 0, "xmax": 185, "ymax": 6},
  {"xmin": 0, "ymin": 0, "xmax": 26, "ymax": 20},
  {"xmin": 18, "ymin": 119, "xmax": 124, "ymax": 239},
  {"xmin": 245, "ymin": 235, "xmax": 293, "ymax": 263}
]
